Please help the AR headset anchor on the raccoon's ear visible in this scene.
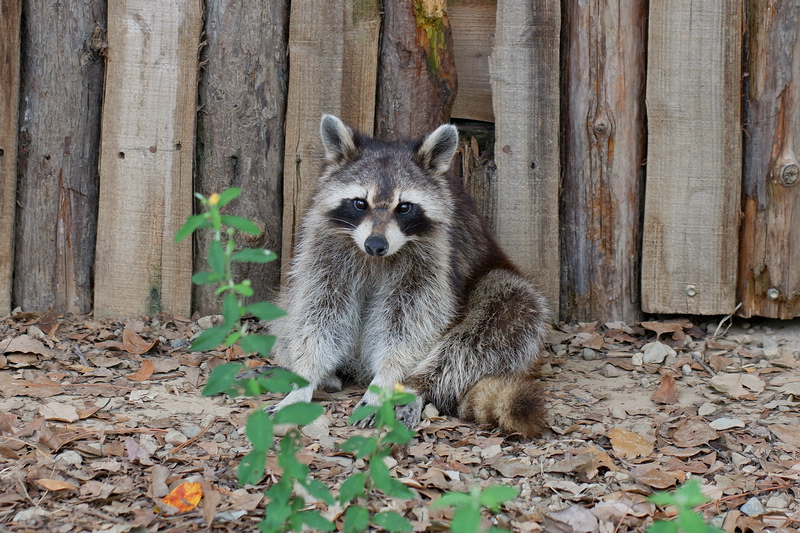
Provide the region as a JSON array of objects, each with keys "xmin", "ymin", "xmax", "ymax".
[
  {"xmin": 320, "ymin": 114, "xmax": 359, "ymax": 163},
  {"xmin": 414, "ymin": 124, "xmax": 459, "ymax": 174}
]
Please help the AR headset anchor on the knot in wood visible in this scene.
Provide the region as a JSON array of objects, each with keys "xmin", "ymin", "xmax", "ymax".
[
  {"xmin": 779, "ymin": 164, "xmax": 798, "ymax": 186},
  {"xmin": 593, "ymin": 122, "xmax": 607, "ymax": 134}
]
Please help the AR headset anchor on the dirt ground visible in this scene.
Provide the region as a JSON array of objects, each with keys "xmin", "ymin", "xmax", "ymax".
[{"xmin": 1, "ymin": 310, "xmax": 799, "ymax": 532}]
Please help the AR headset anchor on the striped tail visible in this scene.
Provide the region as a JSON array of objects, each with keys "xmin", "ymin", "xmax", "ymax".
[{"xmin": 458, "ymin": 374, "xmax": 547, "ymax": 437}]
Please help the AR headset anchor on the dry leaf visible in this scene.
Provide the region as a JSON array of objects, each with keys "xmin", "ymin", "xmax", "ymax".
[
  {"xmin": 641, "ymin": 320, "xmax": 691, "ymax": 337},
  {"xmin": 36, "ymin": 479, "xmax": 78, "ymax": 492},
  {"xmin": 39, "ymin": 402, "xmax": 80, "ymax": 423},
  {"xmin": 769, "ymin": 424, "xmax": 800, "ymax": 446},
  {"xmin": 35, "ymin": 308, "xmax": 60, "ymax": 339},
  {"xmin": 671, "ymin": 419, "xmax": 718, "ymax": 447},
  {"xmin": 202, "ymin": 481, "xmax": 221, "ymax": 527},
  {"xmin": 608, "ymin": 427, "xmax": 654, "ymax": 459},
  {"xmin": 709, "ymin": 373, "xmax": 765, "ymax": 397},
  {"xmin": 637, "ymin": 467, "xmax": 680, "ymax": 489},
  {"xmin": 651, "ymin": 375, "xmax": 679, "ymax": 404},
  {"xmin": 127, "ymin": 359, "xmax": 155, "ymax": 381},
  {"xmin": 161, "ymin": 482, "xmax": 203, "ymax": 514},
  {"xmin": 123, "ymin": 328, "xmax": 157, "ymax": 354},
  {"xmin": 0, "ymin": 334, "xmax": 53, "ymax": 357}
]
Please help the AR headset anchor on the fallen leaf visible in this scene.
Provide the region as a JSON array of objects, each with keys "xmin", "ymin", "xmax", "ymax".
[
  {"xmin": 708, "ymin": 417, "xmax": 745, "ymax": 430},
  {"xmin": 652, "ymin": 375, "xmax": 679, "ymax": 404},
  {"xmin": 39, "ymin": 402, "xmax": 80, "ymax": 423},
  {"xmin": 769, "ymin": 424, "xmax": 800, "ymax": 446},
  {"xmin": 709, "ymin": 373, "xmax": 765, "ymax": 397},
  {"xmin": 35, "ymin": 308, "xmax": 60, "ymax": 339},
  {"xmin": 161, "ymin": 482, "xmax": 203, "ymax": 514},
  {"xmin": 671, "ymin": 419, "xmax": 719, "ymax": 447},
  {"xmin": 641, "ymin": 319, "xmax": 691, "ymax": 338},
  {"xmin": 35, "ymin": 479, "xmax": 78, "ymax": 492},
  {"xmin": 637, "ymin": 467, "xmax": 680, "ymax": 489},
  {"xmin": 202, "ymin": 481, "xmax": 221, "ymax": 527},
  {"xmin": 0, "ymin": 335, "xmax": 53, "ymax": 357},
  {"xmin": 126, "ymin": 359, "xmax": 155, "ymax": 381},
  {"xmin": 608, "ymin": 427, "xmax": 654, "ymax": 459},
  {"xmin": 123, "ymin": 329, "xmax": 157, "ymax": 355},
  {"xmin": 543, "ymin": 504, "xmax": 598, "ymax": 533}
]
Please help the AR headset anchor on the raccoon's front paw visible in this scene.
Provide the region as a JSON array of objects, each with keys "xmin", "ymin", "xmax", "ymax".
[{"xmin": 396, "ymin": 396, "xmax": 424, "ymax": 431}]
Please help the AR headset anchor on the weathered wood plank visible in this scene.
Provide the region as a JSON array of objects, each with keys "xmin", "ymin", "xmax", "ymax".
[
  {"xmin": 0, "ymin": 0, "xmax": 21, "ymax": 315},
  {"xmin": 194, "ymin": 1, "xmax": 289, "ymax": 314},
  {"xmin": 642, "ymin": 0, "xmax": 742, "ymax": 315},
  {"xmin": 281, "ymin": 0, "xmax": 381, "ymax": 269},
  {"xmin": 375, "ymin": 0, "xmax": 457, "ymax": 139},
  {"xmin": 561, "ymin": 0, "xmax": 647, "ymax": 323},
  {"xmin": 738, "ymin": 0, "xmax": 800, "ymax": 318},
  {"xmin": 449, "ymin": 0, "xmax": 494, "ymax": 123},
  {"xmin": 94, "ymin": 0, "xmax": 202, "ymax": 317},
  {"xmin": 14, "ymin": 1, "xmax": 106, "ymax": 314},
  {"xmin": 489, "ymin": 0, "xmax": 560, "ymax": 317}
]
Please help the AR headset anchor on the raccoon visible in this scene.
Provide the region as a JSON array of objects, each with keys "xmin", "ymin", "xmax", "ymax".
[{"xmin": 269, "ymin": 114, "xmax": 550, "ymax": 437}]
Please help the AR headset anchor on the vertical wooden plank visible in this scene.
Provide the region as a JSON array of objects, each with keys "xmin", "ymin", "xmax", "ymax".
[
  {"xmin": 441, "ymin": 0, "xmax": 494, "ymax": 122},
  {"xmin": 94, "ymin": 0, "xmax": 202, "ymax": 317},
  {"xmin": 14, "ymin": 1, "xmax": 106, "ymax": 314},
  {"xmin": 281, "ymin": 0, "xmax": 381, "ymax": 269},
  {"xmin": 375, "ymin": 0, "xmax": 457, "ymax": 139},
  {"xmin": 561, "ymin": 0, "xmax": 647, "ymax": 323},
  {"xmin": 642, "ymin": 1, "xmax": 742, "ymax": 315},
  {"xmin": 489, "ymin": 0, "xmax": 560, "ymax": 317},
  {"xmin": 194, "ymin": 1, "xmax": 289, "ymax": 314},
  {"xmin": 738, "ymin": 0, "xmax": 800, "ymax": 318},
  {"xmin": 0, "ymin": 0, "xmax": 21, "ymax": 315}
]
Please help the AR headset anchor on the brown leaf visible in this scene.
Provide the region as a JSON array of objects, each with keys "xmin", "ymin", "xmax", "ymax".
[
  {"xmin": 769, "ymin": 424, "xmax": 800, "ymax": 446},
  {"xmin": 671, "ymin": 419, "xmax": 718, "ymax": 447},
  {"xmin": 608, "ymin": 427, "xmax": 654, "ymax": 459},
  {"xmin": 651, "ymin": 375, "xmax": 679, "ymax": 404},
  {"xmin": 123, "ymin": 329, "xmax": 157, "ymax": 355},
  {"xmin": 637, "ymin": 467, "xmax": 680, "ymax": 489},
  {"xmin": 709, "ymin": 373, "xmax": 765, "ymax": 398},
  {"xmin": 35, "ymin": 479, "xmax": 78, "ymax": 492},
  {"xmin": 202, "ymin": 481, "xmax": 221, "ymax": 527},
  {"xmin": 35, "ymin": 308, "xmax": 60, "ymax": 339},
  {"xmin": 641, "ymin": 319, "xmax": 691, "ymax": 338},
  {"xmin": 126, "ymin": 359, "xmax": 155, "ymax": 381},
  {"xmin": 0, "ymin": 334, "xmax": 53, "ymax": 357},
  {"xmin": 39, "ymin": 402, "xmax": 80, "ymax": 423}
]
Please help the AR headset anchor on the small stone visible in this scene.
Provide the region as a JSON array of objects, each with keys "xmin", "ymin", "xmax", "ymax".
[
  {"xmin": 642, "ymin": 341, "xmax": 675, "ymax": 364},
  {"xmin": 741, "ymin": 496, "xmax": 764, "ymax": 517},
  {"xmin": 632, "ymin": 352, "xmax": 644, "ymax": 366},
  {"xmin": 165, "ymin": 430, "xmax": 188, "ymax": 445},
  {"xmin": 762, "ymin": 337, "xmax": 780, "ymax": 358},
  {"xmin": 698, "ymin": 402, "xmax": 717, "ymax": 416},
  {"xmin": 181, "ymin": 425, "xmax": 202, "ymax": 438},
  {"xmin": 55, "ymin": 450, "xmax": 83, "ymax": 467},
  {"xmin": 681, "ymin": 364, "xmax": 692, "ymax": 375},
  {"xmin": 197, "ymin": 315, "xmax": 223, "ymax": 330},
  {"xmin": 600, "ymin": 363, "xmax": 623, "ymax": 378},
  {"xmin": 481, "ymin": 444, "xmax": 502, "ymax": 459},
  {"xmin": 422, "ymin": 403, "xmax": 440, "ymax": 418},
  {"xmin": 214, "ymin": 433, "xmax": 226, "ymax": 443},
  {"xmin": 765, "ymin": 493, "xmax": 791, "ymax": 509},
  {"xmin": 582, "ymin": 348, "xmax": 597, "ymax": 361},
  {"xmin": 170, "ymin": 339, "xmax": 188, "ymax": 349},
  {"xmin": 300, "ymin": 415, "xmax": 330, "ymax": 439}
]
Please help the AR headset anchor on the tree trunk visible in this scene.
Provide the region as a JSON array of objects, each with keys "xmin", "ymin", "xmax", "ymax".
[
  {"xmin": 194, "ymin": 1, "xmax": 289, "ymax": 313},
  {"xmin": 375, "ymin": 0, "xmax": 458, "ymax": 139},
  {"xmin": 738, "ymin": 0, "xmax": 800, "ymax": 318},
  {"xmin": 14, "ymin": 0, "xmax": 106, "ymax": 314},
  {"xmin": 0, "ymin": 0, "xmax": 21, "ymax": 315},
  {"xmin": 561, "ymin": 0, "xmax": 647, "ymax": 323}
]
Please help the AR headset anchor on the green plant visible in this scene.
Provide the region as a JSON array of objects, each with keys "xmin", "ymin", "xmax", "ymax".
[
  {"xmin": 432, "ymin": 484, "xmax": 520, "ymax": 533},
  {"xmin": 647, "ymin": 479, "xmax": 724, "ymax": 533}
]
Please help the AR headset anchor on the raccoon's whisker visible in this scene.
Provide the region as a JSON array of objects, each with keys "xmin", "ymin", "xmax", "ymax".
[{"xmin": 329, "ymin": 218, "xmax": 358, "ymax": 229}]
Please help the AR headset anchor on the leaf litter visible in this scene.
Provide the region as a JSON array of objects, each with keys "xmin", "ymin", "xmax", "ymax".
[{"xmin": 1, "ymin": 310, "xmax": 800, "ymax": 532}]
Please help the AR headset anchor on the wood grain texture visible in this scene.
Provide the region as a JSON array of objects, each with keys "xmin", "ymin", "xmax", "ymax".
[
  {"xmin": 449, "ymin": 0, "xmax": 494, "ymax": 122},
  {"xmin": 194, "ymin": 1, "xmax": 289, "ymax": 314},
  {"xmin": 375, "ymin": 0, "xmax": 457, "ymax": 139},
  {"xmin": 94, "ymin": 0, "xmax": 202, "ymax": 317},
  {"xmin": 561, "ymin": 0, "xmax": 647, "ymax": 323},
  {"xmin": 642, "ymin": 0, "xmax": 742, "ymax": 315},
  {"xmin": 14, "ymin": 1, "xmax": 105, "ymax": 314},
  {"xmin": 489, "ymin": 0, "xmax": 560, "ymax": 318},
  {"xmin": 0, "ymin": 0, "xmax": 21, "ymax": 315},
  {"xmin": 738, "ymin": 0, "xmax": 800, "ymax": 318},
  {"xmin": 281, "ymin": 0, "xmax": 381, "ymax": 269}
]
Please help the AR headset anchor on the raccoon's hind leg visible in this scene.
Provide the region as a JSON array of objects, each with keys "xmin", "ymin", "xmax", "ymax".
[{"xmin": 400, "ymin": 268, "xmax": 549, "ymax": 436}]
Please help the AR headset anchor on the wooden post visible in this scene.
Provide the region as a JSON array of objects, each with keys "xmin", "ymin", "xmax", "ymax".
[
  {"xmin": 94, "ymin": 0, "xmax": 202, "ymax": 318},
  {"xmin": 281, "ymin": 0, "xmax": 381, "ymax": 270},
  {"xmin": 14, "ymin": 1, "xmax": 106, "ymax": 314},
  {"xmin": 375, "ymin": 0, "xmax": 458, "ymax": 139},
  {"xmin": 449, "ymin": 0, "xmax": 495, "ymax": 123},
  {"xmin": 489, "ymin": 0, "xmax": 561, "ymax": 318},
  {"xmin": 194, "ymin": 1, "xmax": 289, "ymax": 314},
  {"xmin": 0, "ymin": 0, "xmax": 21, "ymax": 315},
  {"xmin": 738, "ymin": 0, "xmax": 800, "ymax": 318},
  {"xmin": 561, "ymin": 0, "xmax": 647, "ymax": 323},
  {"xmin": 642, "ymin": 1, "xmax": 742, "ymax": 315}
]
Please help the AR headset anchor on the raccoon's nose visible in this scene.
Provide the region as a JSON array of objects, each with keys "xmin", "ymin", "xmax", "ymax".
[{"xmin": 364, "ymin": 235, "xmax": 389, "ymax": 257}]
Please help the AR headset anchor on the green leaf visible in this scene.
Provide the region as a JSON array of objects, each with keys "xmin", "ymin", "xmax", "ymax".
[
  {"xmin": 646, "ymin": 520, "xmax": 678, "ymax": 533},
  {"xmin": 208, "ymin": 239, "xmax": 226, "ymax": 275},
  {"xmin": 222, "ymin": 292, "xmax": 240, "ymax": 327},
  {"xmin": 202, "ymin": 363, "xmax": 242, "ymax": 396},
  {"xmin": 302, "ymin": 478, "xmax": 335, "ymax": 505},
  {"xmin": 244, "ymin": 301, "xmax": 287, "ymax": 321},
  {"xmin": 297, "ymin": 510, "xmax": 335, "ymax": 531},
  {"xmin": 343, "ymin": 505, "xmax": 369, "ymax": 533},
  {"xmin": 349, "ymin": 403, "xmax": 379, "ymax": 424},
  {"xmin": 221, "ymin": 215, "xmax": 261, "ymax": 235},
  {"xmin": 678, "ymin": 511, "xmax": 711, "ymax": 533},
  {"xmin": 245, "ymin": 409, "xmax": 273, "ymax": 450},
  {"xmin": 431, "ymin": 491, "xmax": 473, "ymax": 509},
  {"xmin": 225, "ymin": 330, "xmax": 242, "ymax": 347},
  {"xmin": 240, "ymin": 333, "xmax": 277, "ymax": 358},
  {"xmin": 190, "ymin": 324, "xmax": 230, "ymax": 351},
  {"xmin": 232, "ymin": 248, "xmax": 278, "ymax": 263},
  {"xmin": 369, "ymin": 457, "xmax": 413, "ymax": 499},
  {"xmin": 258, "ymin": 368, "xmax": 309, "ymax": 393},
  {"xmin": 338, "ymin": 473, "xmax": 366, "ymax": 504},
  {"xmin": 479, "ymin": 485, "xmax": 520, "ymax": 511},
  {"xmin": 217, "ymin": 187, "xmax": 242, "ymax": 207},
  {"xmin": 191, "ymin": 271, "xmax": 222, "ymax": 285},
  {"xmin": 175, "ymin": 213, "xmax": 210, "ymax": 242},
  {"xmin": 382, "ymin": 423, "xmax": 415, "ymax": 445},
  {"xmin": 278, "ymin": 448, "xmax": 309, "ymax": 480},
  {"xmin": 339, "ymin": 435, "xmax": 378, "ymax": 458},
  {"xmin": 373, "ymin": 511, "xmax": 412, "ymax": 532},
  {"xmin": 451, "ymin": 507, "xmax": 482, "ymax": 533},
  {"xmin": 238, "ymin": 449, "xmax": 266, "ymax": 485},
  {"xmin": 272, "ymin": 402, "xmax": 324, "ymax": 426},
  {"xmin": 233, "ymin": 281, "xmax": 254, "ymax": 297},
  {"xmin": 389, "ymin": 391, "xmax": 417, "ymax": 407}
]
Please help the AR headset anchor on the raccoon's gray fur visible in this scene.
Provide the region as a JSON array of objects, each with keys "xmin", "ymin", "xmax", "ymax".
[{"xmin": 269, "ymin": 114, "xmax": 549, "ymax": 437}]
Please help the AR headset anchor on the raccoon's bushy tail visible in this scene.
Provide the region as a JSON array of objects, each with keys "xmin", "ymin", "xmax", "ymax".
[{"xmin": 458, "ymin": 374, "xmax": 547, "ymax": 438}]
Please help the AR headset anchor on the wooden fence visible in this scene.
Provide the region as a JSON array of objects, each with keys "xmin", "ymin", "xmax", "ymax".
[{"xmin": 0, "ymin": 0, "xmax": 798, "ymax": 323}]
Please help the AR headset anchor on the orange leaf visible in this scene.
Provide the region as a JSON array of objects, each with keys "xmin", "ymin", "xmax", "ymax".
[
  {"xmin": 608, "ymin": 427, "xmax": 654, "ymax": 459},
  {"xmin": 123, "ymin": 329, "xmax": 157, "ymax": 355},
  {"xmin": 161, "ymin": 482, "xmax": 203, "ymax": 514},
  {"xmin": 36, "ymin": 478, "xmax": 78, "ymax": 491},
  {"xmin": 127, "ymin": 359, "xmax": 155, "ymax": 381},
  {"xmin": 651, "ymin": 375, "xmax": 678, "ymax": 404}
]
